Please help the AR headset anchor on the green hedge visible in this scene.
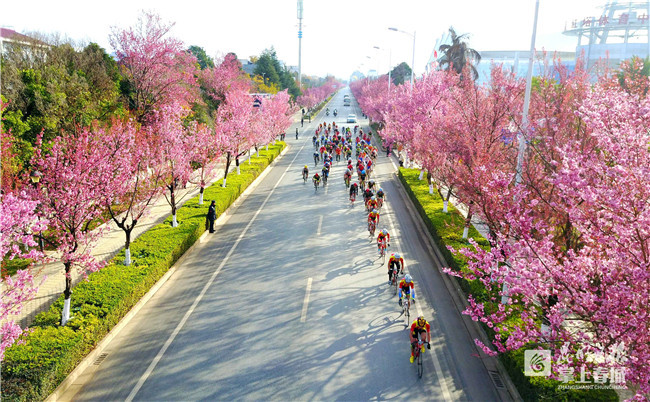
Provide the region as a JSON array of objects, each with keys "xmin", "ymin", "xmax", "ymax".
[
  {"xmin": 398, "ymin": 167, "xmax": 618, "ymax": 402},
  {"xmin": 1, "ymin": 143, "xmax": 285, "ymax": 401}
]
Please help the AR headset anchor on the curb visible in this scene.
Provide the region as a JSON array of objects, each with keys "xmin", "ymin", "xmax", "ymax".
[{"xmin": 47, "ymin": 144, "xmax": 289, "ymax": 402}]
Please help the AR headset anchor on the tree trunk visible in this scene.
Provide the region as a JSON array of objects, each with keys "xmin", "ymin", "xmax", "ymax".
[
  {"xmin": 236, "ymin": 156, "xmax": 240, "ymax": 175},
  {"xmin": 419, "ymin": 169, "xmax": 425, "ymax": 180},
  {"xmin": 170, "ymin": 184, "xmax": 178, "ymax": 227},
  {"xmin": 124, "ymin": 228, "xmax": 133, "ymax": 266},
  {"xmin": 199, "ymin": 187, "xmax": 205, "ymax": 205},
  {"xmin": 462, "ymin": 202, "xmax": 473, "ymax": 239},
  {"xmin": 223, "ymin": 152, "xmax": 232, "ymax": 187},
  {"xmin": 444, "ymin": 189, "xmax": 453, "ymax": 213},
  {"xmin": 61, "ymin": 262, "xmax": 73, "ymax": 326}
]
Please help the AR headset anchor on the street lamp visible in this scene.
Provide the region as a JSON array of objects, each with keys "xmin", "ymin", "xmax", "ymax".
[
  {"xmin": 374, "ymin": 45, "xmax": 392, "ymax": 91},
  {"xmin": 388, "ymin": 27, "xmax": 416, "ymax": 89},
  {"xmin": 29, "ymin": 169, "xmax": 44, "ymax": 251}
]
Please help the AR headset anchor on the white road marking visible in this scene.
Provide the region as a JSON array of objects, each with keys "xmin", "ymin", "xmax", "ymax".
[
  {"xmin": 300, "ymin": 277, "xmax": 313, "ymax": 322},
  {"xmin": 126, "ymin": 138, "xmax": 305, "ymax": 402},
  {"xmin": 317, "ymin": 215, "xmax": 323, "ymax": 236}
]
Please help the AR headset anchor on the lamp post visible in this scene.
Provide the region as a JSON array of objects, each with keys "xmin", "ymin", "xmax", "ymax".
[
  {"xmin": 388, "ymin": 27, "xmax": 416, "ymax": 89},
  {"xmin": 374, "ymin": 45, "xmax": 392, "ymax": 91},
  {"xmin": 29, "ymin": 169, "xmax": 44, "ymax": 251}
]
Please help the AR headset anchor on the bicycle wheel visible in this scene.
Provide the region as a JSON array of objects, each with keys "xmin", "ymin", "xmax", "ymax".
[
  {"xmin": 405, "ymin": 302, "xmax": 410, "ymax": 325},
  {"xmin": 393, "ymin": 276, "xmax": 398, "ymax": 295},
  {"xmin": 417, "ymin": 348, "xmax": 423, "ymax": 378}
]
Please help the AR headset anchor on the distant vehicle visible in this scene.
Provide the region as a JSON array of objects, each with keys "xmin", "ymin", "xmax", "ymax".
[
  {"xmin": 347, "ymin": 114, "xmax": 357, "ymax": 123},
  {"xmin": 344, "ymin": 98, "xmax": 351, "ymax": 106}
]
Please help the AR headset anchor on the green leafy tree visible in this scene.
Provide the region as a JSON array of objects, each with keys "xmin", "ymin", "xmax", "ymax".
[
  {"xmin": 390, "ymin": 62, "xmax": 412, "ymax": 86},
  {"xmin": 438, "ymin": 27, "xmax": 481, "ymax": 80},
  {"xmin": 188, "ymin": 45, "xmax": 214, "ymax": 70},
  {"xmin": 253, "ymin": 48, "xmax": 300, "ymax": 98},
  {"xmin": 1, "ymin": 40, "xmax": 123, "ymax": 160}
]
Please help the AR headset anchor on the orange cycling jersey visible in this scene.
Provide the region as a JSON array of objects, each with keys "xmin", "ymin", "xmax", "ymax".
[
  {"xmin": 367, "ymin": 200, "xmax": 378, "ymax": 209},
  {"xmin": 377, "ymin": 232, "xmax": 389, "ymax": 243},
  {"xmin": 368, "ymin": 212, "xmax": 379, "ymax": 222}
]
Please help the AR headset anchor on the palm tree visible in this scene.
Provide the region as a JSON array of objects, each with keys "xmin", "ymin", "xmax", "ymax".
[{"xmin": 438, "ymin": 27, "xmax": 481, "ymax": 80}]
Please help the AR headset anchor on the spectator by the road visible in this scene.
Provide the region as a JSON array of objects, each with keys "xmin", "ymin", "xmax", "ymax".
[
  {"xmin": 206, "ymin": 200, "xmax": 217, "ymax": 233},
  {"xmin": 301, "ymin": 117, "xmax": 304, "ymax": 127},
  {"xmin": 296, "ymin": 127, "xmax": 299, "ymax": 139}
]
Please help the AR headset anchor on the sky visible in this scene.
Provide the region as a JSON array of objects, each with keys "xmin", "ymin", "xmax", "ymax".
[{"xmin": 1, "ymin": 0, "xmax": 605, "ymax": 80}]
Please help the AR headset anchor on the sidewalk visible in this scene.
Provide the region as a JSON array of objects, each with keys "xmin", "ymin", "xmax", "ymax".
[{"xmin": 11, "ymin": 110, "xmax": 304, "ymax": 328}]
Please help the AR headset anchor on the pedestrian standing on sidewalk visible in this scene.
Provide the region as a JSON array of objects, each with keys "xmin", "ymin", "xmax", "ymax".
[
  {"xmin": 296, "ymin": 127, "xmax": 299, "ymax": 139},
  {"xmin": 301, "ymin": 117, "xmax": 304, "ymax": 127},
  {"xmin": 206, "ymin": 201, "xmax": 217, "ymax": 233}
]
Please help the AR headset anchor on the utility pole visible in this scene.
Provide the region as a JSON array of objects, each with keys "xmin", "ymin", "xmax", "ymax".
[{"xmin": 297, "ymin": 0, "xmax": 303, "ymax": 90}]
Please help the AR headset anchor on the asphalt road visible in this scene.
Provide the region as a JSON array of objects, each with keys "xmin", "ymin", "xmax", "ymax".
[{"xmin": 68, "ymin": 90, "xmax": 510, "ymax": 401}]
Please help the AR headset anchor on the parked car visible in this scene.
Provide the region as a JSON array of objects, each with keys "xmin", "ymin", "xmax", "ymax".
[{"xmin": 347, "ymin": 114, "xmax": 357, "ymax": 123}]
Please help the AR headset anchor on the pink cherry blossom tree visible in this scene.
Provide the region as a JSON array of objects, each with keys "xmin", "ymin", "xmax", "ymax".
[
  {"xmin": 186, "ymin": 122, "xmax": 225, "ymax": 205},
  {"xmin": 145, "ymin": 103, "xmax": 196, "ymax": 227},
  {"xmin": 30, "ymin": 123, "xmax": 127, "ymax": 325},
  {"xmin": 110, "ymin": 11, "xmax": 199, "ymax": 124},
  {"xmin": 0, "ymin": 191, "xmax": 47, "ymax": 361},
  {"xmin": 102, "ymin": 119, "xmax": 166, "ymax": 265},
  {"xmin": 215, "ymin": 89, "xmax": 253, "ymax": 186}
]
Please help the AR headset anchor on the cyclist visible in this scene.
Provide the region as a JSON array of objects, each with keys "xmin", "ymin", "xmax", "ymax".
[
  {"xmin": 363, "ymin": 187, "xmax": 373, "ymax": 209},
  {"xmin": 321, "ymin": 165, "xmax": 329, "ymax": 184},
  {"xmin": 302, "ymin": 165, "xmax": 309, "ymax": 181},
  {"xmin": 409, "ymin": 316, "xmax": 431, "ymax": 363},
  {"xmin": 398, "ymin": 274, "xmax": 416, "ymax": 307},
  {"xmin": 376, "ymin": 187, "xmax": 385, "ymax": 208},
  {"xmin": 349, "ymin": 182, "xmax": 359, "ymax": 202},
  {"xmin": 367, "ymin": 196, "xmax": 378, "ymax": 212},
  {"xmin": 387, "ymin": 253, "xmax": 404, "ymax": 284},
  {"xmin": 343, "ymin": 168, "xmax": 352, "ymax": 187},
  {"xmin": 313, "ymin": 151, "xmax": 320, "ymax": 166},
  {"xmin": 312, "ymin": 172, "xmax": 321, "ymax": 188},
  {"xmin": 367, "ymin": 208, "xmax": 379, "ymax": 234},
  {"xmin": 367, "ymin": 179, "xmax": 376, "ymax": 193},
  {"xmin": 377, "ymin": 228, "xmax": 390, "ymax": 254}
]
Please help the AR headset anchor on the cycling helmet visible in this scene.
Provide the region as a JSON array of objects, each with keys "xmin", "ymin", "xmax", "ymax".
[
  {"xmin": 372, "ymin": 209, "xmax": 378, "ymax": 213},
  {"xmin": 394, "ymin": 253, "xmax": 401, "ymax": 259},
  {"xmin": 417, "ymin": 315, "xmax": 426, "ymax": 323},
  {"xmin": 382, "ymin": 229, "xmax": 388, "ymax": 235},
  {"xmin": 371, "ymin": 196, "xmax": 376, "ymax": 200},
  {"xmin": 378, "ymin": 188, "xmax": 383, "ymax": 192},
  {"xmin": 405, "ymin": 274, "xmax": 412, "ymax": 283},
  {"xmin": 304, "ymin": 165, "xmax": 308, "ymax": 168}
]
